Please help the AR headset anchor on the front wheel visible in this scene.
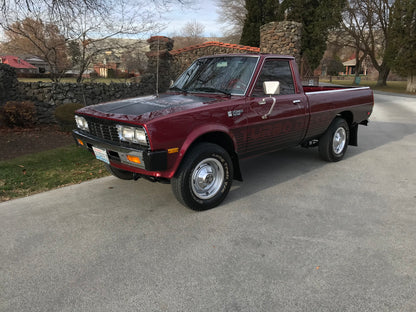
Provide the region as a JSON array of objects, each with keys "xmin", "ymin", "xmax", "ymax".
[
  {"xmin": 171, "ymin": 143, "xmax": 233, "ymax": 211},
  {"xmin": 318, "ymin": 117, "xmax": 350, "ymax": 162}
]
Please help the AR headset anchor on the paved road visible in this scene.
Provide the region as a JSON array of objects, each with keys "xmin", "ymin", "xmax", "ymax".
[{"xmin": 1, "ymin": 92, "xmax": 416, "ymax": 312}]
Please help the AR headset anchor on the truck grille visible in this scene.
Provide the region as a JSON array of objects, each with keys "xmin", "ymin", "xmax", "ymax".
[
  {"xmin": 88, "ymin": 120, "xmax": 119, "ymax": 142},
  {"xmin": 83, "ymin": 116, "xmax": 148, "ymax": 149}
]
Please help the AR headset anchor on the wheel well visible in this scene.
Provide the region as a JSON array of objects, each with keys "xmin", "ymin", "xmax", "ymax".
[
  {"xmin": 338, "ymin": 111, "xmax": 353, "ymax": 126},
  {"xmin": 188, "ymin": 131, "xmax": 243, "ymax": 181}
]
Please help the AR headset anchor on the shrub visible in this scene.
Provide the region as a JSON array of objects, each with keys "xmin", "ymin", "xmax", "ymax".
[
  {"xmin": 54, "ymin": 103, "xmax": 84, "ymax": 131},
  {"xmin": 0, "ymin": 101, "xmax": 36, "ymax": 128}
]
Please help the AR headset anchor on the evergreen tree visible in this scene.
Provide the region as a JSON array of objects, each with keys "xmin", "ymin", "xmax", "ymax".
[
  {"xmin": 240, "ymin": 0, "xmax": 345, "ymax": 69},
  {"xmin": 389, "ymin": 0, "xmax": 416, "ymax": 92},
  {"xmin": 240, "ymin": 0, "xmax": 281, "ymax": 47},
  {"xmin": 282, "ymin": 0, "xmax": 346, "ymax": 70}
]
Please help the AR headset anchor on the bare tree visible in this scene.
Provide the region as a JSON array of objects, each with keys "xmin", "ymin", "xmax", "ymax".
[
  {"xmin": 180, "ymin": 20, "xmax": 206, "ymax": 46},
  {"xmin": 60, "ymin": 0, "xmax": 161, "ymax": 82},
  {"xmin": 1, "ymin": 0, "xmax": 189, "ymax": 19},
  {"xmin": 170, "ymin": 20, "xmax": 206, "ymax": 49},
  {"xmin": 3, "ymin": 17, "xmax": 69, "ymax": 81},
  {"xmin": 1, "ymin": 0, "xmax": 192, "ymax": 82},
  {"xmin": 342, "ymin": 0, "xmax": 394, "ymax": 86},
  {"xmin": 121, "ymin": 46, "xmax": 148, "ymax": 76},
  {"xmin": 328, "ymin": 2, "xmax": 371, "ymax": 83},
  {"xmin": 0, "ymin": 0, "xmax": 102, "ymax": 16},
  {"xmin": 215, "ymin": 0, "xmax": 246, "ymax": 43}
]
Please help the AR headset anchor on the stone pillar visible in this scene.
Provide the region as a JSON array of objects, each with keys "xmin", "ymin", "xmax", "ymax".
[
  {"xmin": 260, "ymin": 21, "xmax": 302, "ymax": 66},
  {"xmin": 0, "ymin": 64, "xmax": 19, "ymax": 102},
  {"xmin": 144, "ymin": 36, "xmax": 174, "ymax": 94}
]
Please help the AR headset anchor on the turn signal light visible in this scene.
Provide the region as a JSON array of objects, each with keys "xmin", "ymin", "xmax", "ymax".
[
  {"xmin": 127, "ymin": 155, "xmax": 141, "ymax": 164},
  {"xmin": 77, "ymin": 139, "xmax": 84, "ymax": 146}
]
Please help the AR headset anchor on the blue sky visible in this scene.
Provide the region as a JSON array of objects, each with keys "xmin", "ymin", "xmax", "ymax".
[{"xmin": 161, "ymin": 0, "xmax": 221, "ymax": 37}]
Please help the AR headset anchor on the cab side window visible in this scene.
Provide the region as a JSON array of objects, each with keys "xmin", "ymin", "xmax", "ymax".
[{"xmin": 252, "ymin": 60, "xmax": 295, "ymax": 97}]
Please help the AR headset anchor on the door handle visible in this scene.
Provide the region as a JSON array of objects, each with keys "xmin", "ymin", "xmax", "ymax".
[
  {"xmin": 293, "ymin": 100, "xmax": 301, "ymax": 104},
  {"xmin": 259, "ymin": 98, "xmax": 268, "ymax": 105}
]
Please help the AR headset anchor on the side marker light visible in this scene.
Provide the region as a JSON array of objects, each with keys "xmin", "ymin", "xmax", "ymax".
[{"xmin": 168, "ymin": 148, "xmax": 179, "ymax": 154}]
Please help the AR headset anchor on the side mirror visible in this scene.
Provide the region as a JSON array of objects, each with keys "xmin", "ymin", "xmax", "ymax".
[
  {"xmin": 260, "ymin": 81, "xmax": 280, "ymax": 120},
  {"xmin": 263, "ymin": 81, "xmax": 280, "ymax": 96}
]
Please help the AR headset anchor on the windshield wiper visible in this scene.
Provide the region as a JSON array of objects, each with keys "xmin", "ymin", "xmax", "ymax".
[
  {"xmin": 169, "ymin": 86, "xmax": 187, "ymax": 94},
  {"xmin": 192, "ymin": 87, "xmax": 231, "ymax": 96}
]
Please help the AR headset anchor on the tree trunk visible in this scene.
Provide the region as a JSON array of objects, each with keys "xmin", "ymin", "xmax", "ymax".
[
  {"xmin": 354, "ymin": 48, "xmax": 361, "ymax": 84},
  {"xmin": 376, "ymin": 64, "xmax": 390, "ymax": 87},
  {"xmin": 76, "ymin": 74, "xmax": 83, "ymax": 83},
  {"xmin": 407, "ymin": 75, "xmax": 416, "ymax": 93}
]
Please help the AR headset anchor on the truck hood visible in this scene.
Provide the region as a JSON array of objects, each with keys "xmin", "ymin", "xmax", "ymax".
[{"xmin": 78, "ymin": 93, "xmax": 221, "ymax": 124}]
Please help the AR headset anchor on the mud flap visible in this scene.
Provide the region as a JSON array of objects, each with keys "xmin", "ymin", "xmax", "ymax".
[{"xmin": 349, "ymin": 123, "xmax": 358, "ymax": 146}]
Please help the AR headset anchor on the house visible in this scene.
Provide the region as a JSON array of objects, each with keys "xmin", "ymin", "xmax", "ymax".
[
  {"xmin": 0, "ymin": 55, "xmax": 37, "ymax": 73},
  {"xmin": 93, "ymin": 51, "xmax": 121, "ymax": 78},
  {"xmin": 23, "ymin": 56, "xmax": 50, "ymax": 73},
  {"xmin": 342, "ymin": 57, "xmax": 369, "ymax": 76}
]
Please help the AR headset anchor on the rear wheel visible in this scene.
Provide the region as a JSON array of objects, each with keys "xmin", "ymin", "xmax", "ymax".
[
  {"xmin": 319, "ymin": 117, "xmax": 350, "ymax": 162},
  {"xmin": 171, "ymin": 143, "xmax": 233, "ymax": 211},
  {"xmin": 105, "ymin": 164, "xmax": 134, "ymax": 180}
]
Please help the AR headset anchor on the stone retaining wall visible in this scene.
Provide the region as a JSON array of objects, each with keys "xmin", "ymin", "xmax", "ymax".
[
  {"xmin": 0, "ymin": 65, "xmax": 154, "ymax": 124},
  {"xmin": 16, "ymin": 81, "xmax": 152, "ymax": 123},
  {"xmin": 0, "ymin": 64, "xmax": 19, "ymax": 102}
]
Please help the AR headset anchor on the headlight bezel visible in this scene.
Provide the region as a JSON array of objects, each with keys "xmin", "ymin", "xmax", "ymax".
[
  {"xmin": 116, "ymin": 125, "xmax": 148, "ymax": 146},
  {"xmin": 75, "ymin": 115, "xmax": 89, "ymax": 131}
]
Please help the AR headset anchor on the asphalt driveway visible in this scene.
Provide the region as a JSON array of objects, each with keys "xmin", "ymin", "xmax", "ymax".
[{"xmin": 1, "ymin": 91, "xmax": 416, "ymax": 311}]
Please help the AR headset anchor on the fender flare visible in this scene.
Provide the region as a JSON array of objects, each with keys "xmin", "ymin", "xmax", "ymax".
[{"xmin": 170, "ymin": 124, "xmax": 240, "ymax": 178}]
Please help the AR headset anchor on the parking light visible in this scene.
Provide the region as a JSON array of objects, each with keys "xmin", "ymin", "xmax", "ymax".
[{"xmin": 127, "ymin": 155, "xmax": 141, "ymax": 164}]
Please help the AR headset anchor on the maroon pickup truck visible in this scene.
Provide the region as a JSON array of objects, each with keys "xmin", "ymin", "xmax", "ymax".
[{"xmin": 73, "ymin": 54, "xmax": 373, "ymax": 210}]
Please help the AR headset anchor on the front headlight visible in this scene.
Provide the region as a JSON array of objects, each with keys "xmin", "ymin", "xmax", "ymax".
[
  {"xmin": 117, "ymin": 125, "xmax": 148, "ymax": 145},
  {"xmin": 75, "ymin": 115, "xmax": 89, "ymax": 131},
  {"xmin": 120, "ymin": 127, "xmax": 135, "ymax": 141}
]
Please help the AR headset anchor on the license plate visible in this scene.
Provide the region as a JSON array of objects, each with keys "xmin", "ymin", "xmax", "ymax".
[{"xmin": 92, "ymin": 146, "xmax": 110, "ymax": 164}]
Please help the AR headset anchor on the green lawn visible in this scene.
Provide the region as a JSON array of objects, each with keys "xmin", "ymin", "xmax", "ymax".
[{"xmin": 0, "ymin": 146, "xmax": 109, "ymax": 202}]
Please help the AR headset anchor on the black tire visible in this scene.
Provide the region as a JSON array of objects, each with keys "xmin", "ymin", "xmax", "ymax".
[
  {"xmin": 171, "ymin": 143, "xmax": 233, "ymax": 211},
  {"xmin": 318, "ymin": 117, "xmax": 350, "ymax": 162},
  {"xmin": 105, "ymin": 164, "xmax": 135, "ymax": 180}
]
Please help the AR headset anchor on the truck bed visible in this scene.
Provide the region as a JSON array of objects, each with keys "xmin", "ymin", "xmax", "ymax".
[
  {"xmin": 303, "ymin": 85, "xmax": 361, "ymax": 92},
  {"xmin": 302, "ymin": 85, "xmax": 374, "ymax": 140}
]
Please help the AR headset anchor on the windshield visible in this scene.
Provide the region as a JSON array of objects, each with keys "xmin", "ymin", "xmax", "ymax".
[{"xmin": 171, "ymin": 56, "xmax": 259, "ymax": 96}]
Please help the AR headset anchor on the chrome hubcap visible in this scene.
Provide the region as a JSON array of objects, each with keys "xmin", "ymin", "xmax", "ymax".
[
  {"xmin": 333, "ymin": 127, "xmax": 346, "ymax": 154},
  {"xmin": 191, "ymin": 158, "xmax": 224, "ymax": 200}
]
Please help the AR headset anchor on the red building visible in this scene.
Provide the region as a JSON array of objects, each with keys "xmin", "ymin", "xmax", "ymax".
[{"xmin": 0, "ymin": 55, "xmax": 37, "ymax": 73}]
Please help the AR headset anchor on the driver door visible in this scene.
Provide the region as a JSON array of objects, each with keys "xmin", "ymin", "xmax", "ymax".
[{"xmin": 245, "ymin": 58, "xmax": 307, "ymax": 156}]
